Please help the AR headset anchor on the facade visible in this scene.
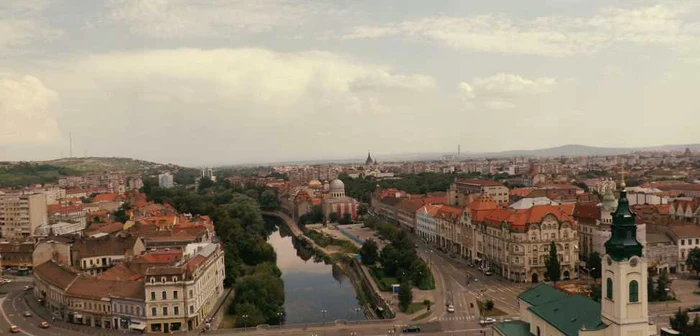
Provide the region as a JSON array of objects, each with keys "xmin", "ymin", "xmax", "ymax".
[
  {"xmin": 0, "ymin": 241, "xmax": 34, "ymax": 268},
  {"xmin": 666, "ymin": 223, "xmax": 700, "ymax": 273},
  {"xmin": 322, "ymin": 179, "xmax": 359, "ymax": 221},
  {"xmin": 158, "ymin": 173, "xmax": 174, "ymax": 189},
  {"xmin": 473, "ymin": 204, "xmax": 579, "ymax": 283},
  {"xmin": 447, "ymin": 179, "xmax": 509, "ymax": 206},
  {"xmin": 71, "ymin": 235, "xmax": 146, "ymax": 275},
  {"xmin": 33, "ymin": 242, "xmax": 225, "ymax": 333},
  {"xmin": 0, "ymin": 192, "xmax": 48, "ymax": 240},
  {"xmin": 493, "ymin": 180, "xmax": 656, "ymax": 336},
  {"xmin": 416, "ymin": 205, "xmax": 440, "ymax": 244}
]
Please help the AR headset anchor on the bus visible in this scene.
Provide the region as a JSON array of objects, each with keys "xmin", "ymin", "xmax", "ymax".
[{"xmin": 660, "ymin": 327, "xmax": 681, "ymax": 336}]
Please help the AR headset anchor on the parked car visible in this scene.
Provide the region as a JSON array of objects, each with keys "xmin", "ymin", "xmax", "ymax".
[
  {"xmin": 480, "ymin": 317, "xmax": 497, "ymax": 325},
  {"xmin": 402, "ymin": 325, "xmax": 421, "ymax": 333},
  {"xmin": 39, "ymin": 321, "xmax": 50, "ymax": 329},
  {"xmin": 447, "ymin": 304, "xmax": 455, "ymax": 313},
  {"xmin": 23, "ymin": 311, "xmax": 32, "ymax": 317},
  {"xmin": 9, "ymin": 325, "xmax": 20, "ymax": 333},
  {"xmin": 23, "ymin": 285, "xmax": 33, "ymax": 291},
  {"xmin": 485, "ymin": 270, "xmax": 494, "ymax": 276},
  {"xmin": 687, "ymin": 305, "xmax": 700, "ymax": 312}
]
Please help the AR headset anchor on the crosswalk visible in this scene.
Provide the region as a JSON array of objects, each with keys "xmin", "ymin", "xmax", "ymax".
[{"xmin": 437, "ymin": 314, "xmax": 478, "ymax": 322}]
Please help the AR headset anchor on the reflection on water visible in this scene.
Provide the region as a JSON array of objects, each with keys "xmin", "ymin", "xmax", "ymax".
[{"xmin": 267, "ymin": 223, "xmax": 366, "ymax": 325}]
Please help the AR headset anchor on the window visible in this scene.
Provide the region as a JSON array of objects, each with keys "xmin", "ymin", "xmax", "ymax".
[
  {"xmin": 174, "ymin": 306, "xmax": 179, "ymax": 315},
  {"xmin": 152, "ymin": 307, "xmax": 157, "ymax": 317},
  {"xmin": 173, "ymin": 291, "xmax": 178, "ymax": 299},
  {"xmin": 136, "ymin": 307, "xmax": 141, "ymax": 316},
  {"xmin": 163, "ymin": 307, "xmax": 168, "ymax": 316},
  {"xmin": 537, "ymin": 326, "xmax": 541, "ymax": 336},
  {"xmin": 172, "ymin": 276, "xmax": 178, "ymax": 282},
  {"xmin": 150, "ymin": 277, "xmax": 155, "ymax": 284},
  {"xmin": 162, "ymin": 291, "xmax": 167, "ymax": 300},
  {"xmin": 190, "ymin": 306, "xmax": 194, "ymax": 314},
  {"xmin": 151, "ymin": 292, "xmax": 155, "ymax": 301},
  {"xmin": 681, "ymin": 239, "xmax": 685, "ymax": 246},
  {"xmin": 533, "ymin": 246, "xmax": 538, "ymax": 252},
  {"xmin": 629, "ymin": 280, "xmax": 639, "ymax": 302},
  {"xmin": 606, "ymin": 278, "xmax": 613, "ymax": 300}
]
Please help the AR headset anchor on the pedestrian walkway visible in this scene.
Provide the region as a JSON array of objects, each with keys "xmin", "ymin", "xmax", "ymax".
[{"xmin": 436, "ymin": 314, "xmax": 477, "ymax": 322}]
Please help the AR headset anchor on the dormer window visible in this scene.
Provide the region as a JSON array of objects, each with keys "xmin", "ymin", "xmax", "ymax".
[
  {"xmin": 150, "ymin": 278, "xmax": 155, "ymax": 284},
  {"xmin": 172, "ymin": 276, "xmax": 177, "ymax": 282},
  {"xmin": 161, "ymin": 277, "xmax": 166, "ymax": 283}
]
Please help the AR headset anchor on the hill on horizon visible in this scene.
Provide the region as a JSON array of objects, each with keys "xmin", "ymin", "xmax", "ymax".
[
  {"xmin": 470, "ymin": 143, "xmax": 700, "ymax": 158},
  {"xmin": 41, "ymin": 157, "xmax": 176, "ymax": 173}
]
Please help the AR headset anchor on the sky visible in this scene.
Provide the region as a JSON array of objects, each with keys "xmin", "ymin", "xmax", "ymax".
[{"xmin": 1, "ymin": 0, "xmax": 700, "ymax": 166}]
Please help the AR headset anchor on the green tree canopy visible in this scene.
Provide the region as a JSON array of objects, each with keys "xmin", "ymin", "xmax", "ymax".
[
  {"xmin": 670, "ymin": 308, "xmax": 690, "ymax": 334},
  {"xmin": 545, "ymin": 241, "xmax": 561, "ymax": 283},
  {"xmin": 686, "ymin": 247, "xmax": 700, "ymax": 277},
  {"xmin": 587, "ymin": 252, "xmax": 602, "ymax": 279},
  {"xmin": 398, "ymin": 280, "xmax": 413, "ymax": 312},
  {"xmin": 360, "ymin": 239, "xmax": 379, "ymax": 265}
]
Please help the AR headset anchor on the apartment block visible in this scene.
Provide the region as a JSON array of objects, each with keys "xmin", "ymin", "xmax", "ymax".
[{"xmin": 0, "ymin": 192, "xmax": 48, "ymax": 240}]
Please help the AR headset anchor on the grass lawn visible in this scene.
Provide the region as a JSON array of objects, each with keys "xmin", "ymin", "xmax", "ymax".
[
  {"xmin": 412, "ymin": 311, "xmax": 431, "ymax": 321},
  {"xmin": 368, "ymin": 266, "xmax": 399, "ymax": 292},
  {"xmin": 477, "ymin": 300, "xmax": 507, "ymax": 317},
  {"xmin": 404, "ymin": 302, "xmax": 429, "ymax": 314}
]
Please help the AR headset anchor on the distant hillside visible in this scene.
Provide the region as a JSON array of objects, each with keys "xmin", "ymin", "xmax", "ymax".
[
  {"xmin": 469, "ymin": 144, "xmax": 700, "ymax": 158},
  {"xmin": 0, "ymin": 162, "xmax": 76, "ymax": 187},
  {"xmin": 41, "ymin": 157, "xmax": 171, "ymax": 173}
]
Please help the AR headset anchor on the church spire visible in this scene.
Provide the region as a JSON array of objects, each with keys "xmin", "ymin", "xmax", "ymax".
[
  {"xmin": 365, "ymin": 150, "xmax": 374, "ymax": 166},
  {"xmin": 604, "ymin": 165, "xmax": 643, "ymax": 261}
]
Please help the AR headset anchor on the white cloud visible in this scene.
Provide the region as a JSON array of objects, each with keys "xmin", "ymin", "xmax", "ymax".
[
  {"xmin": 459, "ymin": 73, "xmax": 557, "ymax": 109},
  {"xmin": 33, "ymin": 48, "xmax": 437, "ymax": 164},
  {"xmin": 0, "ymin": 0, "xmax": 61, "ymax": 52},
  {"xmin": 107, "ymin": 0, "xmax": 339, "ymax": 38},
  {"xmin": 0, "ymin": 75, "xmax": 61, "ymax": 145},
  {"xmin": 343, "ymin": 3, "xmax": 700, "ymax": 57}
]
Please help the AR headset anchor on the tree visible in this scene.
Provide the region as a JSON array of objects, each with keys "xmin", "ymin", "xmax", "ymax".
[
  {"xmin": 590, "ymin": 283, "xmax": 601, "ymax": 302},
  {"xmin": 484, "ymin": 299, "xmax": 494, "ymax": 311},
  {"xmin": 360, "ymin": 239, "xmax": 379, "ymax": 265},
  {"xmin": 655, "ymin": 270, "xmax": 671, "ymax": 301},
  {"xmin": 545, "ymin": 241, "xmax": 561, "ymax": 283},
  {"xmin": 198, "ymin": 177, "xmax": 215, "ymax": 192},
  {"xmin": 339, "ymin": 213, "xmax": 353, "ymax": 224},
  {"xmin": 358, "ymin": 203, "xmax": 369, "ymax": 216},
  {"xmin": 423, "ymin": 299, "xmax": 432, "ymax": 311},
  {"xmin": 670, "ymin": 308, "xmax": 690, "ymax": 334},
  {"xmin": 259, "ymin": 190, "xmax": 280, "ymax": 210},
  {"xmin": 686, "ymin": 247, "xmax": 700, "ymax": 277},
  {"xmin": 587, "ymin": 252, "xmax": 602, "ymax": 279},
  {"xmin": 328, "ymin": 212, "xmax": 339, "ymax": 223},
  {"xmin": 398, "ymin": 280, "xmax": 413, "ymax": 312}
]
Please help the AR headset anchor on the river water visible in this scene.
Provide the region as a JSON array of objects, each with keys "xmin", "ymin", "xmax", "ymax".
[{"xmin": 267, "ymin": 221, "xmax": 366, "ymax": 325}]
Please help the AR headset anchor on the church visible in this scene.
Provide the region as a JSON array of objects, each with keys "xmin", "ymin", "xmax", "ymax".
[{"xmin": 494, "ymin": 176, "xmax": 657, "ymax": 336}]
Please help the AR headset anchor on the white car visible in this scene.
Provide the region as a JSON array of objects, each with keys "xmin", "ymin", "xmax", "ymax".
[
  {"xmin": 480, "ymin": 317, "xmax": 497, "ymax": 325},
  {"xmin": 447, "ymin": 304, "xmax": 455, "ymax": 313}
]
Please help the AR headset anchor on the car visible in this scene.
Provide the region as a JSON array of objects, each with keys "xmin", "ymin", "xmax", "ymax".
[
  {"xmin": 402, "ymin": 325, "xmax": 421, "ymax": 333},
  {"xmin": 23, "ymin": 311, "xmax": 32, "ymax": 317},
  {"xmin": 485, "ymin": 271, "xmax": 494, "ymax": 276},
  {"xmin": 479, "ymin": 317, "xmax": 497, "ymax": 325},
  {"xmin": 9, "ymin": 325, "xmax": 20, "ymax": 333},
  {"xmin": 39, "ymin": 321, "xmax": 49, "ymax": 329},
  {"xmin": 23, "ymin": 285, "xmax": 33, "ymax": 291},
  {"xmin": 447, "ymin": 304, "xmax": 455, "ymax": 313},
  {"xmin": 688, "ymin": 305, "xmax": 700, "ymax": 312},
  {"xmin": 5, "ymin": 279, "xmax": 12, "ymax": 283}
]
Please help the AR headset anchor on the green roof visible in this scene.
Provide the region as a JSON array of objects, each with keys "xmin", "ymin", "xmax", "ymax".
[
  {"xmin": 517, "ymin": 283, "xmax": 568, "ymax": 306},
  {"xmin": 528, "ymin": 295, "xmax": 607, "ymax": 336},
  {"xmin": 494, "ymin": 320, "xmax": 533, "ymax": 336}
]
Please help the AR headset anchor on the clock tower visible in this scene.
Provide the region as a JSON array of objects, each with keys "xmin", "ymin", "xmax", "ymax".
[{"xmin": 601, "ymin": 170, "xmax": 654, "ymax": 335}]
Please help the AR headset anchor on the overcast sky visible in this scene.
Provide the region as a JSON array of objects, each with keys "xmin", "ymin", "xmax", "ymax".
[{"xmin": 1, "ymin": 0, "xmax": 700, "ymax": 166}]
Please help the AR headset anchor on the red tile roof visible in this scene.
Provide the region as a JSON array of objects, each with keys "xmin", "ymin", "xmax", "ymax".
[
  {"xmin": 94, "ymin": 193, "xmax": 119, "ymax": 202},
  {"xmin": 573, "ymin": 202, "xmax": 601, "ymax": 223},
  {"xmin": 481, "ymin": 204, "xmax": 575, "ymax": 231}
]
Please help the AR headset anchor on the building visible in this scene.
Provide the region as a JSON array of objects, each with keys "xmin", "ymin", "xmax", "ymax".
[
  {"xmin": 416, "ymin": 205, "xmax": 440, "ymax": 244},
  {"xmin": 473, "ymin": 204, "xmax": 579, "ymax": 283},
  {"xmin": 158, "ymin": 173, "xmax": 174, "ymax": 189},
  {"xmin": 0, "ymin": 192, "xmax": 48, "ymax": 240},
  {"xmin": 666, "ymin": 223, "xmax": 700, "ymax": 273},
  {"xmin": 33, "ymin": 242, "xmax": 225, "ymax": 333},
  {"xmin": 322, "ymin": 179, "xmax": 359, "ymax": 221},
  {"xmin": 71, "ymin": 234, "xmax": 146, "ymax": 275},
  {"xmin": 447, "ymin": 179, "xmax": 509, "ymax": 206},
  {"xmin": 493, "ymin": 180, "xmax": 656, "ymax": 336},
  {"xmin": 0, "ymin": 241, "xmax": 34, "ymax": 269}
]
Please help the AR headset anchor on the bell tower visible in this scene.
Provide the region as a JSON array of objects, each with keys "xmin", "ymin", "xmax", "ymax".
[{"xmin": 601, "ymin": 166, "xmax": 654, "ymax": 335}]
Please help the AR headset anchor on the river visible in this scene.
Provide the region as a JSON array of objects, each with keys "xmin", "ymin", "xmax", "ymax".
[{"xmin": 266, "ymin": 218, "xmax": 367, "ymax": 325}]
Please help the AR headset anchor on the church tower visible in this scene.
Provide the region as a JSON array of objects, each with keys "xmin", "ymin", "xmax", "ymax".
[
  {"xmin": 365, "ymin": 151, "xmax": 374, "ymax": 166},
  {"xmin": 600, "ymin": 169, "xmax": 654, "ymax": 335}
]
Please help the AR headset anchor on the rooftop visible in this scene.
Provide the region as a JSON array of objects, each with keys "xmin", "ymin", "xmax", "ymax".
[
  {"xmin": 493, "ymin": 320, "xmax": 532, "ymax": 336},
  {"xmin": 528, "ymin": 295, "xmax": 607, "ymax": 336},
  {"xmin": 517, "ymin": 283, "xmax": 568, "ymax": 306}
]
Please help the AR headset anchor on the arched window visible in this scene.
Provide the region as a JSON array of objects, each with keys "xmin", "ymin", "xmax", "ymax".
[
  {"xmin": 606, "ymin": 278, "xmax": 613, "ymax": 300},
  {"xmin": 537, "ymin": 326, "xmax": 541, "ymax": 336},
  {"xmin": 629, "ymin": 280, "xmax": 639, "ymax": 302}
]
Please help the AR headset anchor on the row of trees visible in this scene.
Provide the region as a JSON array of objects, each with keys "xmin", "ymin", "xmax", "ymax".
[
  {"xmin": 141, "ymin": 177, "xmax": 285, "ymax": 327},
  {"xmin": 670, "ymin": 308, "xmax": 700, "ymax": 335}
]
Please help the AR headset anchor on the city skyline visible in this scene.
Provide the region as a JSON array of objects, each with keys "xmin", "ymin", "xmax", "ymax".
[{"xmin": 2, "ymin": 1, "xmax": 700, "ymax": 166}]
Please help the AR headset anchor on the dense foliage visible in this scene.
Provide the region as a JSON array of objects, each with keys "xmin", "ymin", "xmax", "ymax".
[
  {"xmin": 398, "ymin": 279, "xmax": 412, "ymax": 312},
  {"xmin": 649, "ymin": 270, "xmax": 672, "ymax": 302},
  {"xmin": 339, "ymin": 172, "xmax": 483, "ymax": 203},
  {"xmin": 141, "ymin": 178, "xmax": 284, "ymax": 326},
  {"xmin": 670, "ymin": 309, "xmax": 700, "ymax": 335},
  {"xmin": 359, "ymin": 239, "xmax": 379, "ymax": 265},
  {"xmin": 0, "ymin": 162, "xmax": 76, "ymax": 187},
  {"xmin": 586, "ymin": 252, "xmax": 602, "ymax": 279},
  {"xmin": 686, "ymin": 247, "xmax": 700, "ymax": 277}
]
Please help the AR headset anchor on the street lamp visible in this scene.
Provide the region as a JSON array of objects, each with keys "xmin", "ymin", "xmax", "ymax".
[
  {"xmin": 354, "ymin": 307, "xmax": 361, "ymax": 320},
  {"xmin": 321, "ymin": 309, "xmax": 327, "ymax": 324},
  {"xmin": 277, "ymin": 312, "xmax": 284, "ymax": 328},
  {"xmin": 242, "ymin": 314, "xmax": 248, "ymax": 330}
]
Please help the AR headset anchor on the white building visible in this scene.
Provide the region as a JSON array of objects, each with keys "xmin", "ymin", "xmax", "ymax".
[
  {"xmin": 0, "ymin": 192, "xmax": 48, "ymax": 240},
  {"xmin": 158, "ymin": 173, "xmax": 174, "ymax": 189},
  {"xmin": 416, "ymin": 205, "xmax": 440, "ymax": 244}
]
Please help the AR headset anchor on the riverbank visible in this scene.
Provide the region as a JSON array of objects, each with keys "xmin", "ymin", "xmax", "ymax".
[{"xmin": 262, "ymin": 211, "xmax": 395, "ymax": 321}]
